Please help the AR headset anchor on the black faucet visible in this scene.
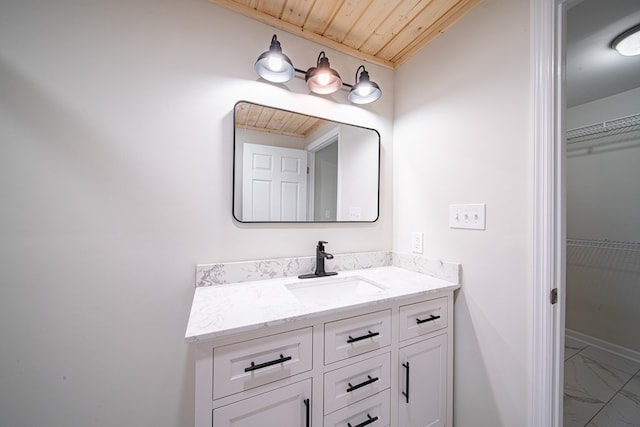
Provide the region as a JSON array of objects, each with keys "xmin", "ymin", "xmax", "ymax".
[{"xmin": 298, "ymin": 241, "xmax": 338, "ymax": 279}]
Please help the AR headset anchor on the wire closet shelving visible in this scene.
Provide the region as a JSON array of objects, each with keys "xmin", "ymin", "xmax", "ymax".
[
  {"xmin": 566, "ymin": 238, "xmax": 640, "ymax": 274},
  {"xmin": 565, "ymin": 112, "xmax": 640, "ymax": 262},
  {"xmin": 567, "ymin": 238, "xmax": 640, "ymax": 253},
  {"xmin": 566, "ymin": 112, "xmax": 640, "ymax": 143}
]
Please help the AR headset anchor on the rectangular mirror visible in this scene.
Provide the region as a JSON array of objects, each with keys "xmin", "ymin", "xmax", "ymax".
[{"xmin": 233, "ymin": 101, "xmax": 380, "ymax": 223}]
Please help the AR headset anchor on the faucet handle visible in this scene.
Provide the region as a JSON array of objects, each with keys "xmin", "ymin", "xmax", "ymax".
[{"xmin": 318, "ymin": 240, "xmax": 328, "ymax": 249}]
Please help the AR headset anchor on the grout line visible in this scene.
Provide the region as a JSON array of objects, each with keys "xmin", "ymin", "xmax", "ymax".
[
  {"xmin": 568, "ymin": 342, "xmax": 640, "ymax": 427},
  {"xmin": 582, "ymin": 371, "xmax": 639, "ymax": 427},
  {"xmin": 564, "ymin": 342, "xmax": 589, "ymax": 362}
]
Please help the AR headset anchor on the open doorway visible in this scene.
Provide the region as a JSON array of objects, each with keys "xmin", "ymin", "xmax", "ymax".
[
  {"xmin": 311, "ymin": 141, "xmax": 339, "ymax": 222},
  {"xmin": 531, "ymin": 1, "xmax": 640, "ymax": 426},
  {"xmin": 562, "ymin": 1, "xmax": 640, "ymax": 425}
]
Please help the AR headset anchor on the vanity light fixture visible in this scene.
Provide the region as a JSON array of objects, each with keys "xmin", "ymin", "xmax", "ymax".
[
  {"xmin": 254, "ymin": 34, "xmax": 382, "ymax": 104},
  {"xmin": 254, "ymin": 34, "xmax": 296, "ymax": 83},
  {"xmin": 611, "ymin": 23, "xmax": 640, "ymax": 57},
  {"xmin": 305, "ymin": 51, "xmax": 343, "ymax": 94},
  {"xmin": 348, "ymin": 65, "xmax": 382, "ymax": 104}
]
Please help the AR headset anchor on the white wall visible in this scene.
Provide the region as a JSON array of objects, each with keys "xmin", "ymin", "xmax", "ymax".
[
  {"xmin": 566, "ymin": 87, "xmax": 640, "ymax": 129},
  {"xmin": 393, "ymin": 0, "xmax": 531, "ymax": 425},
  {"xmin": 338, "ymin": 124, "xmax": 379, "ymax": 221},
  {"xmin": 565, "ymin": 87, "xmax": 640, "ymax": 351},
  {"xmin": 566, "ymin": 87, "xmax": 640, "ymax": 241},
  {"xmin": 0, "ymin": 1, "xmax": 394, "ymax": 426}
]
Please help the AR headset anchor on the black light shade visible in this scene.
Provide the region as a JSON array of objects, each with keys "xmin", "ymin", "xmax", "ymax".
[
  {"xmin": 611, "ymin": 23, "xmax": 640, "ymax": 56},
  {"xmin": 254, "ymin": 35, "xmax": 295, "ymax": 83},
  {"xmin": 348, "ymin": 66, "xmax": 382, "ymax": 104},
  {"xmin": 305, "ymin": 52, "xmax": 342, "ymax": 94}
]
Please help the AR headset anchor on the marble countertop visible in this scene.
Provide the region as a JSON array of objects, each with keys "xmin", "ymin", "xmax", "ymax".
[{"xmin": 185, "ymin": 266, "xmax": 460, "ymax": 344}]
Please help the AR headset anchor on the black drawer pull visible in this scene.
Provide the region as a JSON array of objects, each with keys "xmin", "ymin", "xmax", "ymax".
[
  {"xmin": 416, "ymin": 314, "xmax": 441, "ymax": 324},
  {"xmin": 348, "ymin": 414, "xmax": 378, "ymax": 427},
  {"xmin": 303, "ymin": 398, "xmax": 310, "ymax": 427},
  {"xmin": 402, "ymin": 362, "xmax": 410, "ymax": 403},
  {"xmin": 244, "ymin": 354, "xmax": 292, "ymax": 372},
  {"xmin": 347, "ymin": 330, "xmax": 380, "ymax": 344},
  {"xmin": 346, "ymin": 375, "xmax": 379, "ymax": 393}
]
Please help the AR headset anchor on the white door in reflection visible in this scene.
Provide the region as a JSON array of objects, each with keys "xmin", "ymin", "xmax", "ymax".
[{"xmin": 242, "ymin": 143, "xmax": 308, "ymax": 221}]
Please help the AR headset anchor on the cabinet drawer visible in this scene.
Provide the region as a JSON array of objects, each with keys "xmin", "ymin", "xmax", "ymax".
[
  {"xmin": 399, "ymin": 297, "xmax": 448, "ymax": 342},
  {"xmin": 213, "ymin": 327, "xmax": 312, "ymax": 399},
  {"xmin": 212, "ymin": 378, "xmax": 311, "ymax": 427},
  {"xmin": 324, "ymin": 310, "xmax": 391, "ymax": 365},
  {"xmin": 324, "ymin": 353, "xmax": 390, "ymax": 414},
  {"xmin": 324, "ymin": 389, "xmax": 390, "ymax": 427}
]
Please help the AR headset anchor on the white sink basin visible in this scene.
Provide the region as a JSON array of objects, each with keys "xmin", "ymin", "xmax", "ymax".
[{"xmin": 285, "ymin": 276, "xmax": 386, "ymax": 304}]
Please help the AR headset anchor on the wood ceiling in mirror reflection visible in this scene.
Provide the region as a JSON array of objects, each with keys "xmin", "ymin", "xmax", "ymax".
[
  {"xmin": 209, "ymin": 0, "xmax": 483, "ymax": 69},
  {"xmin": 235, "ymin": 103, "xmax": 324, "ymax": 138}
]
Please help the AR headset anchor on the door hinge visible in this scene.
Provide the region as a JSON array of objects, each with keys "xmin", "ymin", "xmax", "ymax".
[
  {"xmin": 306, "ymin": 166, "xmax": 309, "ymax": 174},
  {"xmin": 550, "ymin": 288, "xmax": 558, "ymax": 304}
]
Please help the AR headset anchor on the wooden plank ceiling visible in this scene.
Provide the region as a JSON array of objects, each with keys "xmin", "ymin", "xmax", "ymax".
[
  {"xmin": 209, "ymin": 0, "xmax": 483, "ymax": 69},
  {"xmin": 235, "ymin": 102, "xmax": 325, "ymax": 138}
]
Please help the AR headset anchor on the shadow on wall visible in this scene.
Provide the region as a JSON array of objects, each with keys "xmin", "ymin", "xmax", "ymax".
[{"xmin": 453, "ymin": 289, "xmax": 504, "ymax": 425}]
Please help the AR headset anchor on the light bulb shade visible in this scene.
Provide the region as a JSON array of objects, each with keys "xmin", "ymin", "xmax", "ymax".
[
  {"xmin": 612, "ymin": 23, "xmax": 640, "ymax": 56},
  {"xmin": 348, "ymin": 67, "xmax": 382, "ymax": 104},
  {"xmin": 305, "ymin": 52, "xmax": 342, "ymax": 94},
  {"xmin": 254, "ymin": 35, "xmax": 295, "ymax": 82}
]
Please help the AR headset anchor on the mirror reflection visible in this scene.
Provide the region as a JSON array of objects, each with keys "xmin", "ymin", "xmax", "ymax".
[{"xmin": 233, "ymin": 101, "xmax": 380, "ymax": 223}]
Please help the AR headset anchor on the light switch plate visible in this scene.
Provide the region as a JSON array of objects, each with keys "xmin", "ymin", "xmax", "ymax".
[
  {"xmin": 411, "ymin": 232, "xmax": 423, "ymax": 253},
  {"xmin": 449, "ymin": 204, "xmax": 486, "ymax": 230},
  {"xmin": 348, "ymin": 207, "xmax": 362, "ymax": 221}
]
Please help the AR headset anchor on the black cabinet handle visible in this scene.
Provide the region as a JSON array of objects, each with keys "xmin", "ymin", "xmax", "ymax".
[
  {"xmin": 402, "ymin": 362, "xmax": 410, "ymax": 403},
  {"xmin": 346, "ymin": 375, "xmax": 379, "ymax": 393},
  {"xmin": 416, "ymin": 314, "xmax": 441, "ymax": 324},
  {"xmin": 348, "ymin": 414, "xmax": 378, "ymax": 427},
  {"xmin": 244, "ymin": 354, "xmax": 292, "ymax": 372},
  {"xmin": 347, "ymin": 330, "xmax": 380, "ymax": 344},
  {"xmin": 303, "ymin": 398, "xmax": 310, "ymax": 427}
]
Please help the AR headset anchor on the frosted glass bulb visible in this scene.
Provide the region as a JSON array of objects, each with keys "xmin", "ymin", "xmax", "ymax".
[
  {"xmin": 268, "ymin": 56, "xmax": 283, "ymax": 71},
  {"xmin": 356, "ymin": 84, "xmax": 374, "ymax": 96},
  {"xmin": 317, "ymin": 72, "xmax": 331, "ymax": 86}
]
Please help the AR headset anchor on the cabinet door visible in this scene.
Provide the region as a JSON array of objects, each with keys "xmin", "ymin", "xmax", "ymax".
[
  {"xmin": 212, "ymin": 378, "xmax": 311, "ymax": 427},
  {"xmin": 398, "ymin": 334, "xmax": 448, "ymax": 427}
]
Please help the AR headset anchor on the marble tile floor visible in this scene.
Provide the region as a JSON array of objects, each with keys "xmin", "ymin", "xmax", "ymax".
[{"xmin": 564, "ymin": 337, "xmax": 640, "ymax": 427}]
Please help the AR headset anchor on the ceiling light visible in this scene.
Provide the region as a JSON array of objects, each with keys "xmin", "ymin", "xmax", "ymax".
[
  {"xmin": 254, "ymin": 35, "xmax": 295, "ymax": 83},
  {"xmin": 305, "ymin": 52, "xmax": 342, "ymax": 94},
  {"xmin": 611, "ymin": 23, "xmax": 640, "ymax": 57},
  {"xmin": 348, "ymin": 65, "xmax": 382, "ymax": 104}
]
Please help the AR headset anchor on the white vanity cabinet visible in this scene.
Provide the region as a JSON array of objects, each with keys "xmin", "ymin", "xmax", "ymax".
[{"xmin": 187, "ymin": 268, "xmax": 457, "ymax": 427}]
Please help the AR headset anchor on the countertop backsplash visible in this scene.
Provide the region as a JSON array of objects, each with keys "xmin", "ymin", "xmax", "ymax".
[{"xmin": 196, "ymin": 251, "xmax": 460, "ymax": 287}]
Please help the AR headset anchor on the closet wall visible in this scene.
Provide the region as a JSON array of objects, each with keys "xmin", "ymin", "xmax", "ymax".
[{"xmin": 566, "ymin": 87, "xmax": 640, "ymax": 353}]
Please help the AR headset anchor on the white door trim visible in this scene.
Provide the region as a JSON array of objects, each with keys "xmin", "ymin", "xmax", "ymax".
[{"xmin": 530, "ymin": 0, "xmax": 580, "ymax": 425}]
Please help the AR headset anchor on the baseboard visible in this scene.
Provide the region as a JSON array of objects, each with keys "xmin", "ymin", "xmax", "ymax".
[{"xmin": 565, "ymin": 328, "xmax": 640, "ymax": 364}]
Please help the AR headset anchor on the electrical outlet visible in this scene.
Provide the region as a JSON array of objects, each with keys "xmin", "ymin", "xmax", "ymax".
[
  {"xmin": 348, "ymin": 207, "xmax": 362, "ymax": 221},
  {"xmin": 411, "ymin": 232, "xmax": 423, "ymax": 253},
  {"xmin": 449, "ymin": 204, "xmax": 486, "ymax": 230}
]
